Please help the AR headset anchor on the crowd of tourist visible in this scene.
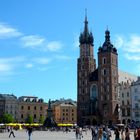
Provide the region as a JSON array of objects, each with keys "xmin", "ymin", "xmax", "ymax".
[{"xmin": 75, "ymin": 125, "xmax": 140, "ymax": 140}]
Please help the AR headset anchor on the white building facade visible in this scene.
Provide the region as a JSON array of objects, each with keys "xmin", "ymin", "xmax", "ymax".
[
  {"xmin": 118, "ymin": 81, "xmax": 131, "ymax": 124},
  {"xmin": 131, "ymin": 77, "xmax": 140, "ymax": 124}
]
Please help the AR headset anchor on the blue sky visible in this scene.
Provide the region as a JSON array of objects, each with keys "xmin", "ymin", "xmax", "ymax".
[{"xmin": 0, "ymin": 0, "xmax": 140, "ymax": 101}]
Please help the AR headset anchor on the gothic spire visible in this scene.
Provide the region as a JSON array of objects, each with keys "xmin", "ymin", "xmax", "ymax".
[
  {"xmin": 79, "ymin": 11, "xmax": 93, "ymax": 45},
  {"xmin": 83, "ymin": 9, "xmax": 89, "ymax": 36}
]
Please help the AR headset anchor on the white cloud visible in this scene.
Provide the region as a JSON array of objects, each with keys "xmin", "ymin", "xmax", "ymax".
[
  {"xmin": 21, "ymin": 35, "xmax": 63, "ymax": 52},
  {"xmin": 114, "ymin": 34, "xmax": 140, "ymax": 53},
  {"xmin": 0, "ymin": 56, "xmax": 25, "ymax": 76},
  {"xmin": 0, "ymin": 63, "xmax": 12, "ymax": 72},
  {"xmin": 0, "ymin": 23, "xmax": 22, "ymax": 39},
  {"xmin": 46, "ymin": 41, "xmax": 63, "ymax": 52},
  {"xmin": 33, "ymin": 57, "xmax": 52, "ymax": 65},
  {"xmin": 25, "ymin": 63, "xmax": 34, "ymax": 68},
  {"xmin": 125, "ymin": 54, "xmax": 140, "ymax": 61},
  {"xmin": 54, "ymin": 55, "xmax": 71, "ymax": 60},
  {"xmin": 21, "ymin": 35, "xmax": 45, "ymax": 48}
]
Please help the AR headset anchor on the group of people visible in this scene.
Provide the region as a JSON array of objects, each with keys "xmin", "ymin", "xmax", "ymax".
[
  {"xmin": 75, "ymin": 125, "xmax": 140, "ymax": 140},
  {"xmin": 8, "ymin": 126, "xmax": 33, "ymax": 140},
  {"xmin": 91, "ymin": 126, "xmax": 111, "ymax": 140}
]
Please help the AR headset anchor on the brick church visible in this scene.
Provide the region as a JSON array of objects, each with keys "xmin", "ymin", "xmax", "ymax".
[{"xmin": 77, "ymin": 15, "xmax": 119, "ymax": 126}]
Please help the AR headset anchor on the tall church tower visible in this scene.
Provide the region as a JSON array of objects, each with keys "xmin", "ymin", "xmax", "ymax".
[
  {"xmin": 77, "ymin": 15, "xmax": 96, "ymax": 126},
  {"xmin": 98, "ymin": 29, "xmax": 118, "ymax": 124}
]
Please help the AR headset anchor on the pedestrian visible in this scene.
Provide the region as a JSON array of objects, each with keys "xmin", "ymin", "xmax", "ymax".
[
  {"xmin": 75, "ymin": 127, "xmax": 79, "ymax": 139},
  {"xmin": 27, "ymin": 126, "xmax": 33, "ymax": 140},
  {"xmin": 102, "ymin": 127, "xmax": 107, "ymax": 140},
  {"xmin": 114, "ymin": 128, "xmax": 120, "ymax": 140},
  {"xmin": 125, "ymin": 127, "xmax": 130, "ymax": 140},
  {"xmin": 9, "ymin": 127, "xmax": 15, "ymax": 138},
  {"xmin": 97, "ymin": 127, "xmax": 102, "ymax": 140},
  {"xmin": 134, "ymin": 128, "xmax": 137, "ymax": 140},
  {"xmin": 91, "ymin": 126, "xmax": 97, "ymax": 140},
  {"xmin": 121, "ymin": 129, "xmax": 125, "ymax": 140},
  {"xmin": 136, "ymin": 127, "xmax": 140, "ymax": 140}
]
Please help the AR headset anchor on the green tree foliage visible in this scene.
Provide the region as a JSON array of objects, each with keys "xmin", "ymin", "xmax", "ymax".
[
  {"xmin": 0, "ymin": 114, "xmax": 14, "ymax": 123},
  {"xmin": 25, "ymin": 115, "xmax": 33, "ymax": 124},
  {"xmin": 39, "ymin": 116, "xmax": 44, "ymax": 124}
]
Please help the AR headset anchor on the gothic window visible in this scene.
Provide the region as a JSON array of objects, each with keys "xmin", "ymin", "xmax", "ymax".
[
  {"xmin": 102, "ymin": 57, "xmax": 106, "ymax": 64},
  {"xmin": 90, "ymin": 85, "xmax": 98, "ymax": 100},
  {"xmin": 103, "ymin": 69, "xmax": 107, "ymax": 75}
]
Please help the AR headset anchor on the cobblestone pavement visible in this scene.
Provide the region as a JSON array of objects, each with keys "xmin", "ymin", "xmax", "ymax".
[{"xmin": 0, "ymin": 129, "xmax": 135, "ymax": 140}]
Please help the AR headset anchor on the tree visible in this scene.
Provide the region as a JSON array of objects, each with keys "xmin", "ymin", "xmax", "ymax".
[
  {"xmin": 2, "ymin": 114, "xmax": 14, "ymax": 123},
  {"xmin": 39, "ymin": 116, "xmax": 44, "ymax": 124},
  {"xmin": 26, "ymin": 115, "xmax": 33, "ymax": 124}
]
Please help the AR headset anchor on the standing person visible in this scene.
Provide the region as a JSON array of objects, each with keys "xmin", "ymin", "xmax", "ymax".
[
  {"xmin": 9, "ymin": 127, "xmax": 15, "ymax": 138},
  {"xmin": 121, "ymin": 129, "xmax": 125, "ymax": 140},
  {"xmin": 125, "ymin": 127, "xmax": 130, "ymax": 140},
  {"xmin": 27, "ymin": 126, "xmax": 33, "ymax": 140},
  {"xmin": 75, "ymin": 127, "xmax": 79, "ymax": 139},
  {"xmin": 134, "ymin": 128, "xmax": 137, "ymax": 140},
  {"xmin": 97, "ymin": 127, "xmax": 103, "ymax": 140},
  {"xmin": 114, "ymin": 128, "xmax": 120, "ymax": 140},
  {"xmin": 136, "ymin": 127, "xmax": 140, "ymax": 140},
  {"xmin": 102, "ymin": 127, "xmax": 107, "ymax": 140},
  {"xmin": 91, "ymin": 126, "xmax": 97, "ymax": 140}
]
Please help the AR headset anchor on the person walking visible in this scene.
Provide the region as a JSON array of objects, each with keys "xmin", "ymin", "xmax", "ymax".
[
  {"xmin": 9, "ymin": 127, "xmax": 15, "ymax": 138},
  {"xmin": 125, "ymin": 127, "xmax": 130, "ymax": 140},
  {"xmin": 91, "ymin": 126, "xmax": 97, "ymax": 140},
  {"xmin": 114, "ymin": 128, "xmax": 120, "ymax": 140},
  {"xmin": 97, "ymin": 127, "xmax": 102, "ymax": 140},
  {"xmin": 27, "ymin": 126, "xmax": 33, "ymax": 140},
  {"xmin": 102, "ymin": 127, "xmax": 107, "ymax": 140}
]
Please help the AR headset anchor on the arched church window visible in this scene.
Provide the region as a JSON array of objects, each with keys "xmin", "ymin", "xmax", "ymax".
[
  {"xmin": 102, "ymin": 57, "xmax": 106, "ymax": 64},
  {"xmin": 90, "ymin": 85, "xmax": 98, "ymax": 99},
  {"xmin": 104, "ymin": 69, "xmax": 107, "ymax": 75}
]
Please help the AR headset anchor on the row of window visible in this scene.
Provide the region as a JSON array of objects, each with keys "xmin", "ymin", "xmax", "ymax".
[
  {"xmin": 122, "ymin": 108, "xmax": 131, "ymax": 116},
  {"xmin": 21, "ymin": 106, "xmax": 43, "ymax": 110},
  {"xmin": 102, "ymin": 57, "xmax": 117, "ymax": 65},
  {"xmin": 62, "ymin": 113, "xmax": 74, "ymax": 116},
  {"xmin": 62, "ymin": 109, "xmax": 74, "ymax": 112},
  {"xmin": 122, "ymin": 92, "xmax": 130, "ymax": 98},
  {"xmin": 21, "ymin": 114, "xmax": 43, "ymax": 119},
  {"xmin": 122, "ymin": 100, "xmax": 130, "ymax": 105}
]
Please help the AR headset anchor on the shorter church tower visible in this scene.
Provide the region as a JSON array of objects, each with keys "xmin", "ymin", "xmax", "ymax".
[{"xmin": 98, "ymin": 29, "xmax": 118, "ymax": 124}]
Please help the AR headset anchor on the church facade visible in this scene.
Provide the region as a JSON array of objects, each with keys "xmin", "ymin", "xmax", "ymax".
[{"xmin": 77, "ymin": 15, "xmax": 119, "ymax": 126}]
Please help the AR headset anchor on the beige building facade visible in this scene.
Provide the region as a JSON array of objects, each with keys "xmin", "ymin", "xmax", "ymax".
[
  {"xmin": 18, "ymin": 96, "xmax": 48, "ymax": 123},
  {"xmin": 54, "ymin": 102, "xmax": 77, "ymax": 124}
]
